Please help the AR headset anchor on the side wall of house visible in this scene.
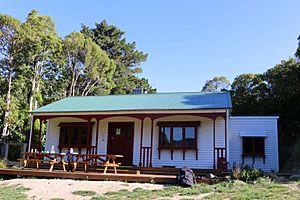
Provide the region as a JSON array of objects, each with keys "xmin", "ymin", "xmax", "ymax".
[{"xmin": 228, "ymin": 116, "xmax": 279, "ymax": 172}]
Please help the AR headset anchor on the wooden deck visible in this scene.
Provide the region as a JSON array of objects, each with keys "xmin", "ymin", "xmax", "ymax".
[
  {"xmin": 0, "ymin": 162, "xmax": 228, "ymax": 184},
  {"xmin": 0, "ymin": 168, "xmax": 178, "ymax": 183},
  {"xmin": 0, "ymin": 165, "xmax": 221, "ymax": 184}
]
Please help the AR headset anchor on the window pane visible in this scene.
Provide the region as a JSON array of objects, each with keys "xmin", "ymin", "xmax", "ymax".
[
  {"xmin": 60, "ymin": 127, "xmax": 68, "ymax": 145},
  {"xmin": 81, "ymin": 128, "xmax": 88, "ymax": 145},
  {"xmin": 254, "ymin": 137, "xmax": 264, "ymax": 154},
  {"xmin": 185, "ymin": 127, "xmax": 196, "ymax": 147},
  {"xmin": 70, "ymin": 128, "xmax": 79, "ymax": 144},
  {"xmin": 243, "ymin": 137, "xmax": 253, "ymax": 154},
  {"xmin": 173, "ymin": 127, "xmax": 183, "ymax": 147},
  {"xmin": 162, "ymin": 127, "xmax": 171, "ymax": 146}
]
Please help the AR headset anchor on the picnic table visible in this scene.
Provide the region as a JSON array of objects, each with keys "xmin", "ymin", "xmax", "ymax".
[
  {"xmin": 19, "ymin": 152, "xmax": 68, "ymax": 172},
  {"xmin": 71, "ymin": 154, "xmax": 123, "ymax": 173},
  {"xmin": 18, "ymin": 152, "xmax": 123, "ymax": 174}
]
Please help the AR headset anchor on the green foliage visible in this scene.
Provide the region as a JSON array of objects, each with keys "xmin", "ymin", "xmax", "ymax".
[
  {"xmin": 231, "ymin": 164, "xmax": 264, "ymax": 182},
  {"xmin": 0, "ymin": 159, "xmax": 7, "ymax": 168},
  {"xmin": 282, "ymin": 139, "xmax": 300, "ymax": 172},
  {"xmin": 201, "ymin": 76, "xmax": 230, "ymax": 92},
  {"xmin": 0, "ymin": 11, "xmax": 154, "ymax": 143},
  {"xmin": 81, "ymin": 20, "xmax": 155, "ymax": 94},
  {"xmin": 239, "ymin": 167, "xmax": 264, "ymax": 183}
]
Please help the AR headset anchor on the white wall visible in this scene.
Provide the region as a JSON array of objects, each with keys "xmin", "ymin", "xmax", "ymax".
[
  {"xmin": 150, "ymin": 115, "xmax": 225, "ymax": 169},
  {"xmin": 45, "ymin": 115, "xmax": 226, "ymax": 169},
  {"xmin": 228, "ymin": 116, "xmax": 279, "ymax": 172}
]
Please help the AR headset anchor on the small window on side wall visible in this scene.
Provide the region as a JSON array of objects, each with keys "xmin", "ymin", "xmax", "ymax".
[{"xmin": 242, "ymin": 137, "xmax": 266, "ymax": 164}]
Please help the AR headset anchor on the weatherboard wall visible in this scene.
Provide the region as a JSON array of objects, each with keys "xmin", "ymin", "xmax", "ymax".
[
  {"xmin": 45, "ymin": 115, "xmax": 226, "ymax": 169},
  {"xmin": 228, "ymin": 116, "xmax": 279, "ymax": 172}
]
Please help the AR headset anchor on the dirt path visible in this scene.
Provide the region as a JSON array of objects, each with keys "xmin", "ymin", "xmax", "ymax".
[{"xmin": 0, "ymin": 178, "xmax": 165, "ymax": 200}]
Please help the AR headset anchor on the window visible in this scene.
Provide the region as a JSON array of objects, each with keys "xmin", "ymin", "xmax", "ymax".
[
  {"xmin": 242, "ymin": 137, "xmax": 265, "ymax": 156},
  {"xmin": 157, "ymin": 121, "xmax": 200, "ymax": 160},
  {"xmin": 59, "ymin": 122, "xmax": 93, "ymax": 148},
  {"xmin": 173, "ymin": 127, "xmax": 183, "ymax": 147},
  {"xmin": 158, "ymin": 122, "xmax": 199, "ymax": 149},
  {"xmin": 161, "ymin": 127, "xmax": 171, "ymax": 146}
]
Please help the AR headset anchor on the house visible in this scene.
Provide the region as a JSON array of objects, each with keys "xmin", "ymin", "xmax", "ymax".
[{"xmin": 29, "ymin": 92, "xmax": 279, "ymax": 172}]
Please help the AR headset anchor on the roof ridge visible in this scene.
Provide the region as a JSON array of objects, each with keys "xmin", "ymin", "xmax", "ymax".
[{"xmin": 66, "ymin": 91, "xmax": 230, "ymax": 98}]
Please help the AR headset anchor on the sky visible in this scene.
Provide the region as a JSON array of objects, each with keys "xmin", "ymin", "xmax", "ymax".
[{"xmin": 1, "ymin": 0, "xmax": 300, "ymax": 92}]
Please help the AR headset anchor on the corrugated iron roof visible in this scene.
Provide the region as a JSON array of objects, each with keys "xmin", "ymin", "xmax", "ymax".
[{"xmin": 32, "ymin": 91, "xmax": 232, "ymax": 113}]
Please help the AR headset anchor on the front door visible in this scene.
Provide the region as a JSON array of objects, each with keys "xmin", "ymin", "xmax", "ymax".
[{"xmin": 107, "ymin": 122, "xmax": 134, "ymax": 165}]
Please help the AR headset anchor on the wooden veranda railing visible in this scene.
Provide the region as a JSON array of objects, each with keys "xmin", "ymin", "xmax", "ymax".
[{"xmin": 141, "ymin": 146, "xmax": 152, "ymax": 167}]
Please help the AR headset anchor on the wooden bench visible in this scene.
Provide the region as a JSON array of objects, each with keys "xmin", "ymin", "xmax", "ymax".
[
  {"xmin": 68, "ymin": 154, "xmax": 123, "ymax": 174},
  {"xmin": 20, "ymin": 152, "xmax": 68, "ymax": 172},
  {"xmin": 18, "ymin": 158, "xmax": 43, "ymax": 169}
]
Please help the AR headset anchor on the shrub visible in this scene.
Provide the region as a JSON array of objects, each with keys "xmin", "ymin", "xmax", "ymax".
[
  {"xmin": 0, "ymin": 159, "xmax": 7, "ymax": 168},
  {"xmin": 240, "ymin": 166, "xmax": 264, "ymax": 182},
  {"xmin": 232, "ymin": 164, "xmax": 242, "ymax": 180},
  {"xmin": 231, "ymin": 164, "xmax": 264, "ymax": 182}
]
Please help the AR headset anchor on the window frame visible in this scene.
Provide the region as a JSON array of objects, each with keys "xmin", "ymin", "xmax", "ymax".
[
  {"xmin": 242, "ymin": 137, "xmax": 265, "ymax": 157},
  {"xmin": 58, "ymin": 122, "xmax": 94, "ymax": 148},
  {"xmin": 157, "ymin": 121, "xmax": 200, "ymax": 150}
]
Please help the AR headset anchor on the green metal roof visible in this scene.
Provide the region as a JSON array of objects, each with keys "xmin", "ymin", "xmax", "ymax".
[{"xmin": 32, "ymin": 92, "xmax": 232, "ymax": 113}]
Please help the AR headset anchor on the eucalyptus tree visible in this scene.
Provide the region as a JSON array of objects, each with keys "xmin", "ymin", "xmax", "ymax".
[
  {"xmin": 201, "ymin": 76, "xmax": 231, "ymax": 92},
  {"xmin": 63, "ymin": 32, "xmax": 115, "ymax": 96},
  {"xmin": 0, "ymin": 14, "xmax": 21, "ymax": 137},
  {"xmin": 18, "ymin": 10, "xmax": 62, "ymax": 111}
]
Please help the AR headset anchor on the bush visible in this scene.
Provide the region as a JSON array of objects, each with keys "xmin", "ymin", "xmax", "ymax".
[
  {"xmin": 0, "ymin": 159, "xmax": 7, "ymax": 168},
  {"xmin": 231, "ymin": 164, "xmax": 264, "ymax": 182},
  {"xmin": 232, "ymin": 164, "xmax": 242, "ymax": 180}
]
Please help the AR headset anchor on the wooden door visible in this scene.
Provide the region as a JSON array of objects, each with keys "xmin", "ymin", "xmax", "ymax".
[{"xmin": 107, "ymin": 122, "xmax": 134, "ymax": 165}]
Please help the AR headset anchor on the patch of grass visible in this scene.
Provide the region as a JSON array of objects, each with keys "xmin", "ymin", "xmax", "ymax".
[
  {"xmin": 0, "ymin": 185, "xmax": 30, "ymax": 200},
  {"xmin": 72, "ymin": 190, "xmax": 97, "ymax": 196},
  {"xmin": 95, "ymin": 178, "xmax": 300, "ymax": 200},
  {"xmin": 205, "ymin": 178, "xmax": 300, "ymax": 200},
  {"xmin": 50, "ymin": 198, "xmax": 64, "ymax": 200},
  {"xmin": 91, "ymin": 196, "xmax": 107, "ymax": 200}
]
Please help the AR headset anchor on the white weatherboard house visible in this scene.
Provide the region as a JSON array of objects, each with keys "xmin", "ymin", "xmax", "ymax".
[{"xmin": 30, "ymin": 92, "xmax": 279, "ymax": 172}]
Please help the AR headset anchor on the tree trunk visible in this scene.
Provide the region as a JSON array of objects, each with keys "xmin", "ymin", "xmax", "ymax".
[
  {"xmin": 34, "ymin": 78, "xmax": 40, "ymax": 110},
  {"xmin": 29, "ymin": 72, "xmax": 37, "ymax": 112},
  {"xmin": 2, "ymin": 69, "xmax": 12, "ymax": 137},
  {"xmin": 29, "ymin": 62, "xmax": 38, "ymax": 112}
]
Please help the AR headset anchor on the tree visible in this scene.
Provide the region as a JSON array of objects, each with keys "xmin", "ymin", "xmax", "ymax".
[
  {"xmin": 230, "ymin": 73, "xmax": 269, "ymax": 115},
  {"xmin": 295, "ymin": 35, "xmax": 300, "ymax": 59},
  {"xmin": 0, "ymin": 14, "xmax": 21, "ymax": 137},
  {"xmin": 18, "ymin": 10, "xmax": 62, "ymax": 111},
  {"xmin": 81, "ymin": 20, "xmax": 154, "ymax": 94},
  {"xmin": 63, "ymin": 32, "xmax": 116, "ymax": 96},
  {"xmin": 264, "ymin": 59, "xmax": 300, "ymax": 169},
  {"xmin": 201, "ymin": 76, "xmax": 230, "ymax": 92}
]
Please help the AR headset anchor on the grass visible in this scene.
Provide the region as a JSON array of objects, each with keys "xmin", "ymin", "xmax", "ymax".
[
  {"xmin": 90, "ymin": 178, "xmax": 300, "ymax": 200},
  {"xmin": 0, "ymin": 185, "xmax": 30, "ymax": 200},
  {"xmin": 0, "ymin": 178, "xmax": 299, "ymax": 200},
  {"xmin": 72, "ymin": 190, "xmax": 97, "ymax": 196}
]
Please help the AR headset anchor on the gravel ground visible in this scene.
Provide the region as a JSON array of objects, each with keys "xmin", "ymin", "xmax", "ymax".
[{"xmin": 0, "ymin": 178, "xmax": 165, "ymax": 200}]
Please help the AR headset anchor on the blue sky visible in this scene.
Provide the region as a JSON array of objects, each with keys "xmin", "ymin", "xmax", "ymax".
[{"xmin": 1, "ymin": 0, "xmax": 300, "ymax": 92}]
